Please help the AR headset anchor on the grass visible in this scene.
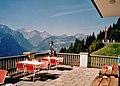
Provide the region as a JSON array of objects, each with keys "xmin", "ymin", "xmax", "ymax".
[{"xmin": 91, "ymin": 43, "xmax": 120, "ymax": 56}]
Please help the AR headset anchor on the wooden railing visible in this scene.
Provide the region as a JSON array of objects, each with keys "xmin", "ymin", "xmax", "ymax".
[
  {"xmin": 88, "ymin": 54, "xmax": 118, "ymax": 68},
  {"xmin": 57, "ymin": 53, "xmax": 80, "ymax": 66},
  {"xmin": 0, "ymin": 52, "xmax": 119, "ymax": 75},
  {"xmin": 0, "ymin": 55, "xmax": 27, "ymax": 75},
  {"xmin": 0, "ymin": 53, "xmax": 49, "ymax": 75},
  {"xmin": 35, "ymin": 53, "xmax": 49, "ymax": 61}
]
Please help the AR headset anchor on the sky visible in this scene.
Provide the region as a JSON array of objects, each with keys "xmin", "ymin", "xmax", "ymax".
[{"xmin": 0, "ymin": 0, "xmax": 119, "ymax": 36}]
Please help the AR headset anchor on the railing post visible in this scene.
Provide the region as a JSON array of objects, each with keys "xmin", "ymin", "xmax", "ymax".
[
  {"xmin": 118, "ymin": 56, "xmax": 120, "ymax": 86},
  {"xmin": 118, "ymin": 65, "xmax": 120, "ymax": 86},
  {"xmin": 80, "ymin": 52, "xmax": 88, "ymax": 67}
]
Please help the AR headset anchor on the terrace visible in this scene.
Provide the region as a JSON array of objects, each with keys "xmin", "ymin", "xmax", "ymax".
[
  {"xmin": 0, "ymin": 0, "xmax": 120, "ymax": 86},
  {"xmin": 14, "ymin": 66, "xmax": 99, "ymax": 86},
  {"xmin": 0, "ymin": 52, "xmax": 118, "ymax": 86}
]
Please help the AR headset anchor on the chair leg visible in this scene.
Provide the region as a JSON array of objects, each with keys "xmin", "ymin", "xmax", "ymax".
[
  {"xmin": 47, "ymin": 67, "xmax": 48, "ymax": 73},
  {"xmin": 48, "ymin": 64, "xmax": 50, "ymax": 70},
  {"xmin": 42, "ymin": 70, "xmax": 44, "ymax": 78},
  {"xmin": 33, "ymin": 73, "xmax": 35, "ymax": 82},
  {"xmin": 23, "ymin": 70, "xmax": 26, "ymax": 80},
  {"xmin": 56, "ymin": 63, "xmax": 58, "ymax": 70}
]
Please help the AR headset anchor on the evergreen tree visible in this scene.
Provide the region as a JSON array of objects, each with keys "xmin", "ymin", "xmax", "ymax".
[
  {"xmin": 116, "ymin": 17, "xmax": 120, "ymax": 29},
  {"xmin": 91, "ymin": 32, "xmax": 96, "ymax": 41},
  {"xmin": 85, "ymin": 36, "xmax": 89, "ymax": 51},
  {"xmin": 97, "ymin": 30, "xmax": 103, "ymax": 40},
  {"xmin": 73, "ymin": 39, "xmax": 80, "ymax": 53},
  {"xmin": 89, "ymin": 40, "xmax": 104, "ymax": 53},
  {"xmin": 59, "ymin": 47, "xmax": 67, "ymax": 53},
  {"xmin": 113, "ymin": 23, "xmax": 117, "ymax": 30},
  {"xmin": 81, "ymin": 39, "xmax": 85, "ymax": 52},
  {"xmin": 73, "ymin": 39, "xmax": 85, "ymax": 53},
  {"xmin": 107, "ymin": 17, "xmax": 120, "ymax": 42},
  {"xmin": 67, "ymin": 43, "xmax": 74, "ymax": 53},
  {"xmin": 85, "ymin": 33, "xmax": 96, "ymax": 51}
]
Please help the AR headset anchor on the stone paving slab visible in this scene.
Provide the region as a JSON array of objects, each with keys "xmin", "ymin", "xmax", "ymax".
[{"xmin": 14, "ymin": 66, "xmax": 100, "ymax": 86}]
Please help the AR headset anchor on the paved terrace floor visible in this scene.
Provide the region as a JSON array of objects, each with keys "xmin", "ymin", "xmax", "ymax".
[{"xmin": 13, "ymin": 66, "xmax": 100, "ymax": 86}]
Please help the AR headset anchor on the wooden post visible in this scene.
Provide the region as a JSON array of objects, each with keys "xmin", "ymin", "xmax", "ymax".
[{"xmin": 80, "ymin": 52, "xmax": 88, "ymax": 67}]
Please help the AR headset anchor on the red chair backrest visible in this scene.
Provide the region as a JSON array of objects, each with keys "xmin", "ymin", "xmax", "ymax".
[
  {"xmin": 57, "ymin": 57, "xmax": 63, "ymax": 63},
  {"xmin": 103, "ymin": 65, "xmax": 108, "ymax": 69},
  {"xmin": 32, "ymin": 59, "xmax": 38, "ymax": 62},
  {"xmin": 40, "ymin": 60, "xmax": 48, "ymax": 69},
  {"xmin": 112, "ymin": 65, "xmax": 118, "ymax": 70},
  {"xmin": 50, "ymin": 59, "xmax": 57, "ymax": 65},
  {"xmin": 16, "ymin": 62, "xmax": 25, "ymax": 71},
  {"xmin": 41, "ymin": 57, "xmax": 48, "ymax": 61},
  {"xmin": 26, "ymin": 64, "xmax": 35, "ymax": 73},
  {"xmin": 0, "ymin": 69, "xmax": 7, "ymax": 84}
]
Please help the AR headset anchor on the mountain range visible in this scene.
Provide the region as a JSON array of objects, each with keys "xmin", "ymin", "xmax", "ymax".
[
  {"xmin": 0, "ymin": 24, "xmax": 87, "ymax": 56},
  {"xmin": 17, "ymin": 28, "xmax": 87, "ymax": 52},
  {"xmin": 0, "ymin": 24, "xmax": 34, "ymax": 51},
  {"xmin": 17, "ymin": 28, "xmax": 51, "ymax": 46}
]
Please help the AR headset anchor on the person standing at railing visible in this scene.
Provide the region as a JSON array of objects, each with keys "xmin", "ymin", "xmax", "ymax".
[
  {"xmin": 54, "ymin": 51, "xmax": 57, "ymax": 57},
  {"xmin": 49, "ymin": 50, "xmax": 54, "ymax": 57},
  {"xmin": 49, "ymin": 41, "xmax": 54, "ymax": 57}
]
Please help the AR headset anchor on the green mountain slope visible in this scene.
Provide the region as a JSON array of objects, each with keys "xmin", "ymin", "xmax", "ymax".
[{"xmin": 91, "ymin": 43, "xmax": 120, "ymax": 56}]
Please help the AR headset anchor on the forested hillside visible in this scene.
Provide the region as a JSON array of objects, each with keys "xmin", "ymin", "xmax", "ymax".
[{"xmin": 60, "ymin": 17, "xmax": 120, "ymax": 54}]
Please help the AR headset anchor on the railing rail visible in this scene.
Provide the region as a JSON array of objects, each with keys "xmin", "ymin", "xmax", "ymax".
[
  {"xmin": 0, "ymin": 52, "xmax": 119, "ymax": 75},
  {"xmin": 88, "ymin": 54, "xmax": 118, "ymax": 68}
]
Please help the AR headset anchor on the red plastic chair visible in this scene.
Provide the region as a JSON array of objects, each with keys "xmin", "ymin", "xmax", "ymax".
[
  {"xmin": 26, "ymin": 64, "xmax": 35, "ymax": 73},
  {"xmin": 103, "ymin": 65, "xmax": 108, "ymax": 69},
  {"xmin": 57, "ymin": 57, "xmax": 63, "ymax": 63},
  {"xmin": 16, "ymin": 62, "xmax": 26, "ymax": 80},
  {"xmin": 0, "ymin": 69, "xmax": 7, "ymax": 84},
  {"xmin": 26, "ymin": 64, "xmax": 39, "ymax": 81},
  {"xmin": 50, "ymin": 58, "xmax": 57, "ymax": 65},
  {"xmin": 16, "ymin": 62, "xmax": 25, "ymax": 71},
  {"xmin": 40, "ymin": 60, "xmax": 49, "ymax": 77},
  {"xmin": 40, "ymin": 60, "xmax": 49, "ymax": 70},
  {"xmin": 103, "ymin": 65, "xmax": 118, "ymax": 70},
  {"xmin": 112, "ymin": 65, "xmax": 118, "ymax": 70},
  {"xmin": 49, "ymin": 58, "xmax": 58, "ymax": 69}
]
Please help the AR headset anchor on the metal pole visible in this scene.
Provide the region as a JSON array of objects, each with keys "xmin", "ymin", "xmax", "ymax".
[{"xmin": 118, "ymin": 56, "xmax": 120, "ymax": 86}]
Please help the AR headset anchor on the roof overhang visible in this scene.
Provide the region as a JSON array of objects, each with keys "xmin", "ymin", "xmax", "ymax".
[{"xmin": 91, "ymin": 0, "xmax": 120, "ymax": 18}]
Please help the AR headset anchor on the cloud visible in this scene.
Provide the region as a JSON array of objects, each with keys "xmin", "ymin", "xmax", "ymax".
[
  {"xmin": 79, "ymin": 25, "xmax": 101, "ymax": 29},
  {"xmin": 49, "ymin": 8, "xmax": 94, "ymax": 18}
]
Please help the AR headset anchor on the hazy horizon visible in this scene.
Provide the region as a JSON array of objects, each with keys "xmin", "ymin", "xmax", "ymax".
[{"xmin": 0, "ymin": 0, "xmax": 118, "ymax": 36}]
